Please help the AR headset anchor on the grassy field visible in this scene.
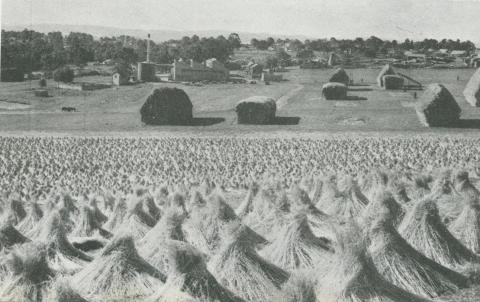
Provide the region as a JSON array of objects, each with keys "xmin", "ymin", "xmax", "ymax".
[{"xmin": 0, "ymin": 67, "xmax": 479, "ymax": 133}]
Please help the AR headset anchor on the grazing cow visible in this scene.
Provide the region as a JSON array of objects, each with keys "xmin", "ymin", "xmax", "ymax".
[{"xmin": 61, "ymin": 107, "xmax": 77, "ymax": 112}]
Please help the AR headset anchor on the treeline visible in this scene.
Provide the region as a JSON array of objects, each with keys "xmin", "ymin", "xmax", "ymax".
[
  {"xmin": 1, "ymin": 29, "xmax": 242, "ymax": 72},
  {"xmin": 251, "ymin": 36, "xmax": 476, "ymax": 57}
]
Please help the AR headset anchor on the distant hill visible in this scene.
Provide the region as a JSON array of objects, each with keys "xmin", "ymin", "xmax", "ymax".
[{"xmin": 1, "ymin": 23, "xmax": 312, "ymax": 43}]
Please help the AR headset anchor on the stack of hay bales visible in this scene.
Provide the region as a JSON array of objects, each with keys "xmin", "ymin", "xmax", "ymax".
[
  {"xmin": 322, "ymin": 82, "xmax": 347, "ymax": 100},
  {"xmin": 415, "ymin": 84, "xmax": 461, "ymax": 127},
  {"xmin": 329, "ymin": 68, "xmax": 349, "ymax": 85},
  {"xmin": 140, "ymin": 88, "xmax": 193, "ymax": 125},
  {"xmin": 383, "ymin": 75, "xmax": 405, "ymax": 90},
  {"xmin": 463, "ymin": 68, "xmax": 480, "ymax": 107},
  {"xmin": 377, "ymin": 64, "xmax": 396, "ymax": 87},
  {"xmin": 235, "ymin": 96, "xmax": 276, "ymax": 124}
]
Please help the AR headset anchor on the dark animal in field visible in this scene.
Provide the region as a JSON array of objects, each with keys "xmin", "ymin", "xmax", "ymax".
[{"xmin": 61, "ymin": 107, "xmax": 77, "ymax": 112}]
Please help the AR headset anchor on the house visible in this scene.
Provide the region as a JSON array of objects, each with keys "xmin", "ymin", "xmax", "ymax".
[
  {"xmin": 171, "ymin": 59, "xmax": 229, "ymax": 82},
  {"xmin": 112, "ymin": 72, "xmax": 129, "ymax": 86},
  {"xmin": 451, "ymin": 50, "xmax": 467, "ymax": 57},
  {"xmin": 246, "ymin": 63, "xmax": 263, "ymax": 79},
  {"xmin": 404, "ymin": 51, "xmax": 427, "ymax": 62}
]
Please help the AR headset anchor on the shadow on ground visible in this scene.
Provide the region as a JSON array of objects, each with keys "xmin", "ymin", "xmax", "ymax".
[
  {"xmin": 348, "ymin": 88, "xmax": 373, "ymax": 92},
  {"xmin": 272, "ymin": 116, "xmax": 301, "ymax": 125},
  {"xmin": 188, "ymin": 117, "xmax": 226, "ymax": 126},
  {"xmin": 453, "ymin": 119, "xmax": 480, "ymax": 129}
]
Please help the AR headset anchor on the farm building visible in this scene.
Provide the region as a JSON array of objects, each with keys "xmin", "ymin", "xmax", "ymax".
[
  {"xmin": 171, "ymin": 59, "xmax": 229, "ymax": 82},
  {"xmin": 137, "ymin": 62, "xmax": 157, "ymax": 82},
  {"xmin": 112, "ymin": 73, "xmax": 129, "ymax": 86},
  {"xmin": 246, "ymin": 63, "xmax": 264, "ymax": 79}
]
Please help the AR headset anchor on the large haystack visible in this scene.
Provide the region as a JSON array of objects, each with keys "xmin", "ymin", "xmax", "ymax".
[
  {"xmin": 235, "ymin": 96, "xmax": 276, "ymax": 125},
  {"xmin": 383, "ymin": 75, "xmax": 405, "ymax": 90},
  {"xmin": 377, "ymin": 64, "xmax": 396, "ymax": 87},
  {"xmin": 208, "ymin": 225, "xmax": 290, "ymax": 301},
  {"xmin": 0, "ymin": 242, "xmax": 55, "ymax": 301},
  {"xmin": 449, "ymin": 197, "xmax": 480, "ymax": 254},
  {"xmin": 322, "ymin": 82, "xmax": 347, "ymax": 100},
  {"xmin": 0, "ymin": 223, "xmax": 30, "ymax": 251},
  {"xmin": 368, "ymin": 212, "xmax": 468, "ymax": 298},
  {"xmin": 329, "ymin": 68, "xmax": 350, "ymax": 86},
  {"xmin": 72, "ymin": 235, "xmax": 165, "ymax": 300},
  {"xmin": 399, "ymin": 199, "xmax": 480, "ymax": 270},
  {"xmin": 416, "ymin": 83, "xmax": 461, "ymax": 127},
  {"xmin": 317, "ymin": 225, "xmax": 432, "ymax": 302},
  {"xmin": 463, "ymin": 67, "xmax": 480, "ymax": 107},
  {"xmin": 260, "ymin": 214, "xmax": 334, "ymax": 271},
  {"xmin": 157, "ymin": 240, "xmax": 244, "ymax": 302},
  {"xmin": 140, "ymin": 88, "xmax": 193, "ymax": 125}
]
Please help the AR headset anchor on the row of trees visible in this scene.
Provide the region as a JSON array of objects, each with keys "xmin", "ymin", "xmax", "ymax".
[
  {"xmin": 1, "ymin": 29, "xmax": 243, "ymax": 72},
  {"xmin": 251, "ymin": 36, "xmax": 477, "ymax": 58}
]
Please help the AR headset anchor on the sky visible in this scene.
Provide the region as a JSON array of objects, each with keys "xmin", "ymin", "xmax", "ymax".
[{"xmin": 2, "ymin": 0, "xmax": 480, "ymax": 42}]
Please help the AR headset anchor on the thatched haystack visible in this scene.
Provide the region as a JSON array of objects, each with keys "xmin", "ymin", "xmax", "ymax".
[
  {"xmin": 317, "ymin": 225, "xmax": 432, "ymax": 302},
  {"xmin": 329, "ymin": 68, "xmax": 350, "ymax": 86},
  {"xmin": 368, "ymin": 211, "xmax": 468, "ymax": 298},
  {"xmin": 322, "ymin": 82, "xmax": 347, "ymax": 100},
  {"xmin": 463, "ymin": 67, "xmax": 480, "ymax": 107},
  {"xmin": 383, "ymin": 75, "xmax": 405, "ymax": 90},
  {"xmin": 0, "ymin": 242, "xmax": 55, "ymax": 301},
  {"xmin": 235, "ymin": 96, "xmax": 276, "ymax": 125},
  {"xmin": 415, "ymin": 83, "xmax": 461, "ymax": 127},
  {"xmin": 377, "ymin": 64, "xmax": 396, "ymax": 87},
  {"xmin": 0, "ymin": 223, "xmax": 30, "ymax": 252},
  {"xmin": 72, "ymin": 235, "xmax": 165, "ymax": 300},
  {"xmin": 449, "ymin": 198, "xmax": 480, "ymax": 254},
  {"xmin": 208, "ymin": 225, "xmax": 290, "ymax": 301},
  {"xmin": 140, "ymin": 88, "xmax": 193, "ymax": 125},
  {"xmin": 155, "ymin": 240, "xmax": 244, "ymax": 302},
  {"xmin": 260, "ymin": 214, "xmax": 334, "ymax": 271},
  {"xmin": 37, "ymin": 212, "xmax": 92, "ymax": 273},
  {"xmin": 399, "ymin": 199, "xmax": 479, "ymax": 270}
]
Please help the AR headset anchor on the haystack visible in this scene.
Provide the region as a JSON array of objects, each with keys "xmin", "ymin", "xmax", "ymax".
[
  {"xmin": 260, "ymin": 214, "xmax": 334, "ymax": 271},
  {"xmin": 70, "ymin": 205, "xmax": 112, "ymax": 239},
  {"xmin": 322, "ymin": 82, "xmax": 347, "ymax": 100},
  {"xmin": 140, "ymin": 88, "xmax": 193, "ymax": 125},
  {"xmin": 271, "ymin": 274, "xmax": 317, "ymax": 302},
  {"xmin": 317, "ymin": 225, "xmax": 432, "ymax": 302},
  {"xmin": 72, "ymin": 235, "xmax": 165, "ymax": 300},
  {"xmin": 235, "ymin": 182, "xmax": 260, "ymax": 218},
  {"xmin": 320, "ymin": 176, "xmax": 369, "ymax": 222},
  {"xmin": 157, "ymin": 240, "xmax": 243, "ymax": 302},
  {"xmin": 383, "ymin": 75, "xmax": 404, "ymax": 90},
  {"xmin": 139, "ymin": 209, "xmax": 187, "ymax": 273},
  {"xmin": 329, "ymin": 68, "xmax": 350, "ymax": 86},
  {"xmin": 453, "ymin": 170, "xmax": 479, "ymax": 201},
  {"xmin": 368, "ymin": 211, "xmax": 468, "ymax": 298},
  {"xmin": 88, "ymin": 197, "xmax": 108, "ymax": 225},
  {"xmin": 416, "ymin": 83, "xmax": 461, "ymax": 127},
  {"xmin": 45, "ymin": 277, "xmax": 90, "ymax": 302},
  {"xmin": 16, "ymin": 201, "xmax": 44, "ymax": 235},
  {"xmin": 399, "ymin": 199, "xmax": 479, "ymax": 271},
  {"xmin": 449, "ymin": 198, "xmax": 480, "ymax": 254},
  {"xmin": 183, "ymin": 193, "xmax": 240, "ymax": 255},
  {"xmin": 208, "ymin": 225, "xmax": 290, "ymax": 301},
  {"xmin": 377, "ymin": 64, "xmax": 396, "ymax": 87},
  {"xmin": 104, "ymin": 197, "xmax": 128, "ymax": 232},
  {"xmin": 314, "ymin": 175, "xmax": 341, "ymax": 209},
  {"xmin": 0, "ymin": 223, "xmax": 30, "ymax": 251},
  {"xmin": 0, "ymin": 242, "xmax": 55, "ymax": 301},
  {"xmin": 463, "ymin": 67, "xmax": 480, "ymax": 107},
  {"xmin": 360, "ymin": 190, "xmax": 404, "ymax": 229},
  {"xmin": 235, "ymin": 96, "xmax": 276, "ymax": 124},
  {"xmin": 37, "ymin": 211, "xmax": 92, "ymax": 273},
  {"xmin": 117, "ymin": 199, "xmax": 156, "ymax": 241},
  {"xmin": 3, "ymin": 198, "xmax": 27, "ymax": 225}
]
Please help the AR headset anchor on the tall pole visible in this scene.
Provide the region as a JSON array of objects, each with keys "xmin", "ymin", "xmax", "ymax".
[{"xmin": 147, "ymin": 33, "xmax": 151, "ymax": 63}]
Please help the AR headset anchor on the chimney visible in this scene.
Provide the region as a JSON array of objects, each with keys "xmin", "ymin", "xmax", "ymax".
[{"xmin": 147, "ymin": 33, "xmax": 151, "ymax": 63}]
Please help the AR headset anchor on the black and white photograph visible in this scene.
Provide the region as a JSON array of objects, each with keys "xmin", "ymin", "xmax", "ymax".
[{"xmin": 1, "ymin": 0, "xmax": 480, "ymax": 301}]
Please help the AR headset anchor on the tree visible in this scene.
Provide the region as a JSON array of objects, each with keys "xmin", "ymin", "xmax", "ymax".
[
  {"xmin": 296, "ymin": 49, "xmax": 314, "ymax": 61},
  {"xmin": 53, "ymin": 66, "xmax": 74, "ymax": 83},
  {"xmin": 228, "ymin": 33, "xmax": 241, "ymax": 49}
]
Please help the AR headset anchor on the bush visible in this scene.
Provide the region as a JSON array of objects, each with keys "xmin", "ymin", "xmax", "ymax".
[
  {"xmin": 0, "ymin": 68, "xmax": 24, "ymax": 82},
  {"xmin": 53, "ymin": 67, "xmax": 74, "ymax": 83}
]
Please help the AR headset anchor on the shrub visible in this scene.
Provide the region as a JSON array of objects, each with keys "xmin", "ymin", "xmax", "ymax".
[{"xmin": 53, "ymin": 67, "xmax": 74, "ymax": 83}]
